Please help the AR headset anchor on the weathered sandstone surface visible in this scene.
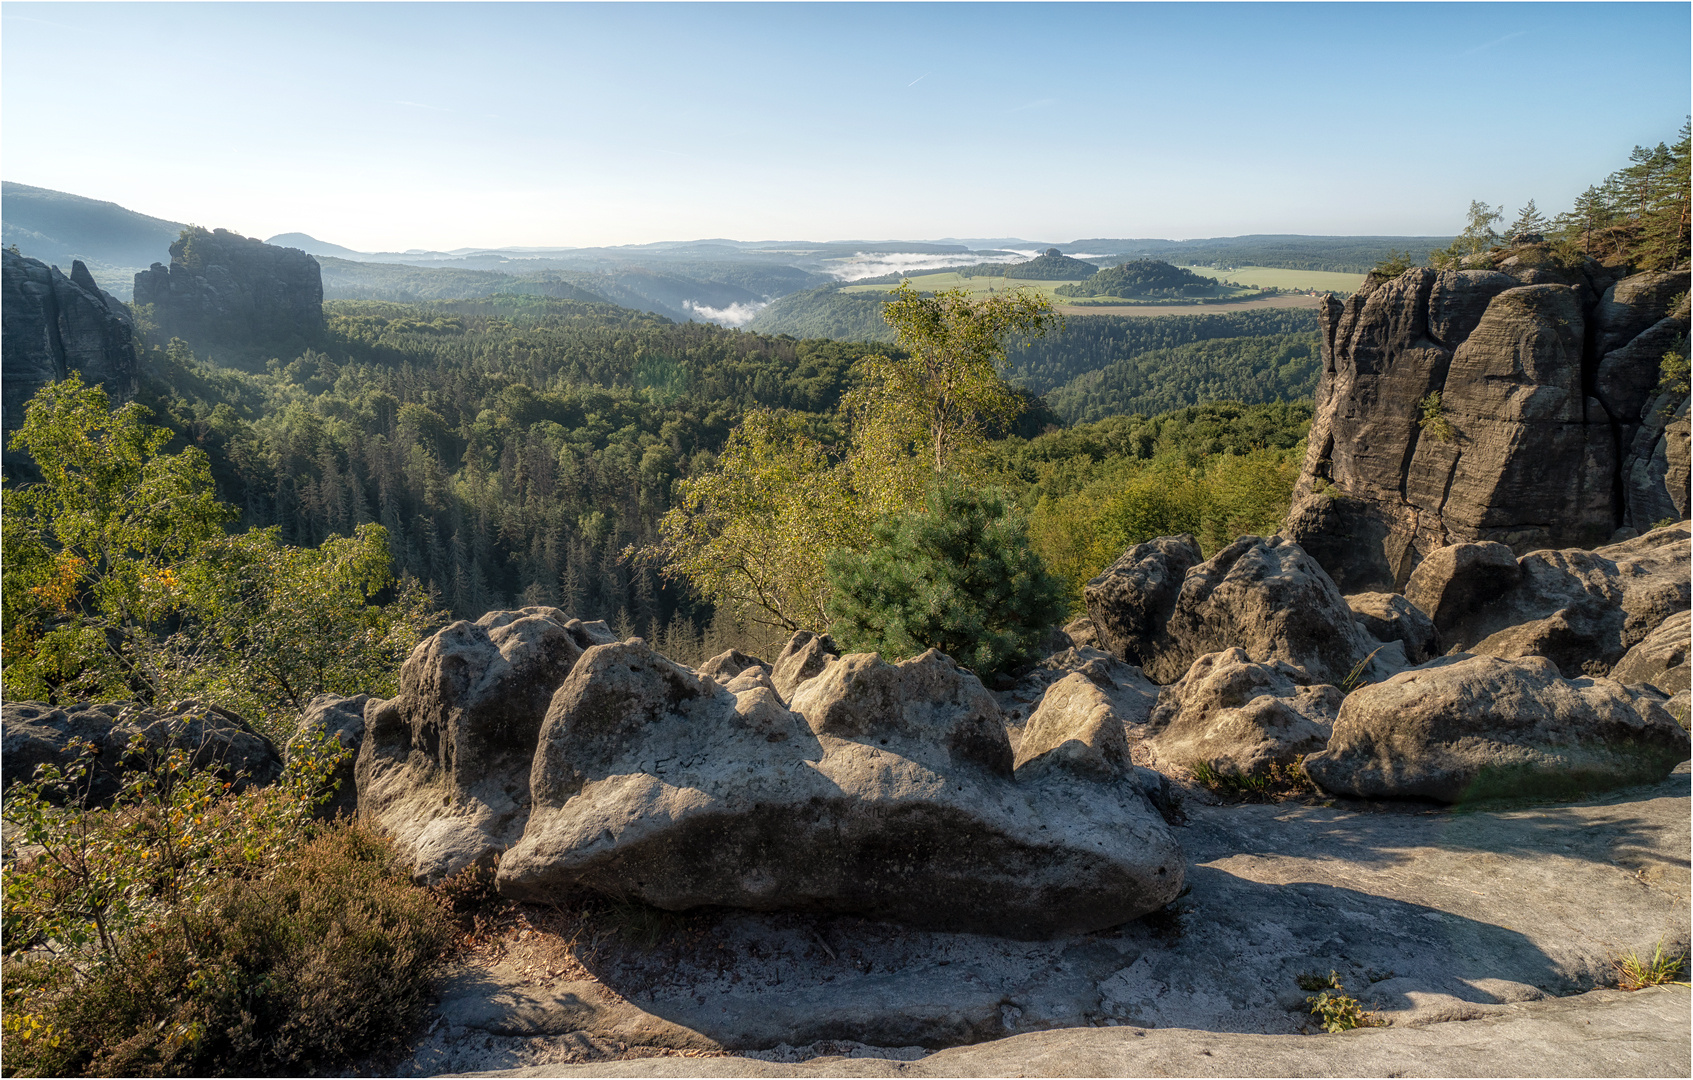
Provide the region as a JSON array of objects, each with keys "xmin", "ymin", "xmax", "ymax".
[
  {"xmin": 356, "ymin": 607, "xmax": 612, "ymax": 884},
  {"xmin": 1143, "ymin": 649, "xmax": 1342, "ymax": 781},
  {"xmin": 1283, "ymin": 248, "xmax": 1690, "ymax": 591},
  {"xmin": 1304, "ymin": 654, "xmax": 1689, "ymax": 802},
  {"xmin": 1084, "ymin": 534, "xmax": 1366, "ymax": 685},
  {"xmin": 496, "ymin": 643, "xmax": 1183, "ymax": 938},
  {"xmin": 1403, "ymin": 522, "xmax": 1690, "ymax": 678}
]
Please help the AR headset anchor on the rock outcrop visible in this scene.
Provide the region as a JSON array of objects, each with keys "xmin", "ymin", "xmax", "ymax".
[
  {"xmin": 1142, "ymin": 649, "xmax": 1343, "ymax": 780},
  {"xmin": 1085, "ymin": 534, "xmax": 1366, "ymax": 685},
  {"xmin": 1283, "ymin": 249, "xmax": 1690, "ymax": 592},
  {"xmin": 770, "ymin": 630, "xmax": 838, "ymax": 702},
  {"xmin": 496, "ymin": 643, "xmax": 1184, "ymax": 939},
  {"xmin": 1303, "ymin": 654, "xmax": 1689, "ymax": 802},
  {"xmin": 356, "ymin": 608, "xmax": 600, "ymax": 883},
  {"xmin": 2, "ymin": 250, "xmax": 138, "ymax": 473},
  {"xmin": 132, "ymin": 226, "xmax": 323, "ymax": 357},
  {"xmin": 1, "ymin": 699, "xmax": 281, "ymax": 806},
  {"xmin": 1402, "ymin": 522, "xmax": 1690, "ymax": 678}
]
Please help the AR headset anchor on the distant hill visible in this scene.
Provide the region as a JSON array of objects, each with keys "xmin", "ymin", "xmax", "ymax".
[
  {"xmin": 318, "ymin": 258, "xmax": 608, "ymax": 304},
  {"xmin": 996, "ymin": 249, "xmax": 1100, "ymax": 280},
  {"xmin": 746, "ymin": 286, "xmax": 896, "ymax": 343},
  {"xmin": 1056, "ymin": 260, "xmax": 1229, "ymax": 300},
  {"xmin": 267, "ymin": 232, "xmax": 369, "ymax": 259},
  {"xmin": 2, "ymin": 182, "xmax": 185, "ymax": 296}
]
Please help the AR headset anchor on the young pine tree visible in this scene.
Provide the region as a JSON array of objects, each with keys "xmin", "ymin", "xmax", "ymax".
[{"xmin": 824, "ymin": 482, "xmax": 1067, "ymax": 679}]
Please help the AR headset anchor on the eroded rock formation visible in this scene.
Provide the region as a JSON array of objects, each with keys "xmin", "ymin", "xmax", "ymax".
[
  {"xmin": 1142, "ymin": 649, "xmax": 1342, "ymax": 780},
  {"xmin": 132, "ymin": 227, "xmax": 323, "ymax": 356},
  {"xmin": 1085, "ymin": 534, "xmax": 1367, "ymax": 685},
  {"xmin": 355, "ymin": 607, "xmax": 610, "ymax": 883},
  {"xmin": 1304, "ymin": 654, "xmax": 1688, "ymax": 802},
  {"xmin": 1284, "ymin": 248, "xmax": 1690, "ymax": 592},
  {"xmin": 497, "ymin": 642, "xmax": 1183, "ymax": 938},
  {"xmin": 2, "ymin": 250, "xmax": 138, "ymax": 472}
]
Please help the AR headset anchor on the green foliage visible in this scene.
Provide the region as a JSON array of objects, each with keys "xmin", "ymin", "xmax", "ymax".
[
  {"xmin": 1612, "ymin": 941, "xmax": 1689, "ymax": 990},
  {"xmin": 1298, "ymin": 971, "xmax": 1383, "ymax": 1033},
  {"xmin": 825, "ymin": 483, "xmax": 1067, "ymax": 677},
  {"xmin": 1056, "ymin": 260, "xmax": 1229, "ymax": 300},
  {"xmin": 747, "ymin": 286, "xmax": 898, "ymax": 343},
  {"xmin": 855, "ymin": 281, "xmax": 1060, "ymax": 475},
  {"xmin": 1369, "ymin": 249, "xmax": 1415, "ymax": 279},
  {"xmin": 996, "ymin": 249, "xmax": 1100, "ymax": 281},
  {"xmin": 2, "ymin": 737, "xmax": 452, "ymax": 1076},
  {"xmin": 1657, "ymin": 339, "xmax": 1690, "ymax": 398},
  {"xmin": 1417, "ymin": 391, "xmax": 1456, "ymax": 443},
  {"xmin": 1001, "ymin": 308, "xmax": 1317, "ymax": 395},
  {"xmin": 1509, "ymin": 199, "xmax": 1550, "ymax": 240},
  {"xmin": 995, "ymin": 402, "xmax": 1310, "ymax": 608},
  {"xmin": 2, "ymin": 378, "xmax": 443, "ymax": 740},
  {"xmin": 648, "ymin": 409, "xmax": 864, "ymax": 632}
]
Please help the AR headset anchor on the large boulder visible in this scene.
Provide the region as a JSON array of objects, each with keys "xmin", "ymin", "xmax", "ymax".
[
  {"xmin": 287, "ymin": 693, "xmax": 372, "ymax": 819},
  {"xmin": 1403, "ymin": 524, "xmax": 1690, "ymax": 678},
  {"xmin": 995, "ymin": 646, "xmax": 1158, "ymax": 742},
  {"xmin": 497, "ymin": 643, "xmax": 1184, "ymax": 939},
  {"xmin": 2, "ymin": 699, "xmax": 281, "ymax": 806},
  {"xmin": 1141, "ymin": 649, "xmax": 1343, "ymax": 781},
  {"xmin": 1089, "ymin": 534, "xmax": 1367, "ymax": 685},
  {"xmin": 1610, "ymin": 609, "xmax": 1691, "ymax": 697},
  {"xmin": 356, "ymin": 608, "xmax": 592, "ymax": 884},
  {"xmin": 1083, "ymin": 535, "xmax": 1202, "ymax": 670},
  {"xmin": 1284, "ymin": 258, "xmax": 1689, "ymax": 592},
  {"xmin": 1346, "ymin": 592, "xmax": 1440, "ymax": 664},
  {"xmin": 1303, "ymin": 654, "xmax": 1690, "ymax": 802}
]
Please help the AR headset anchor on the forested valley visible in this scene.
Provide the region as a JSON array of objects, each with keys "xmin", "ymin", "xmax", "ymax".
[{"xmin": 122, "ymin": 295, "xmax": 1315, "ymax": 656}]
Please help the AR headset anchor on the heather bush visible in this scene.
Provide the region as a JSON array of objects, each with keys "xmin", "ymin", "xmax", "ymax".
[{"xmin": 1, "ymin": 733, "xmax": 453, "ymax": 1077}]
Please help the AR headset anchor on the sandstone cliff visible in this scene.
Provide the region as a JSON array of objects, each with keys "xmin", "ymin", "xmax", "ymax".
[
  {"xmin": 132, "ymin": 226, "xmax": 323, "ymax": 358},
  {"xmin": 1284, "ymin": 245, "xmax": 1690, "ymax": 592},
  {"xmin": 2, "ymin": 249, "xmax": 138, "ymax": 473}
]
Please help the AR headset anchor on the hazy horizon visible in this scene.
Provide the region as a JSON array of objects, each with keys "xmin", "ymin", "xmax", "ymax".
[{"xmin": 4, "ymin": 3, "xmax": 1688, "ymax": 252}]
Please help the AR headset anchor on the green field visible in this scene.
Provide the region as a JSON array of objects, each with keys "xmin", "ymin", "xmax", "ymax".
[
  {"xmin": 1181, "ymin": 265, "xmax": 1363, "ymax": 293},
  {"xmin": 839, "ymin": 265, "xmax": 1353, "ymax": 305}
]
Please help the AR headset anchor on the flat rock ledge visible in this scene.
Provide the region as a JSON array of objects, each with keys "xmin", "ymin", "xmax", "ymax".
[
  {"xmin": 395, "ymin": 767, "xmax": 1690, "ymax": 1077},
  {"xmin": 444, "ymin": 985, "xmax": 1690, "ymax": 1078}
]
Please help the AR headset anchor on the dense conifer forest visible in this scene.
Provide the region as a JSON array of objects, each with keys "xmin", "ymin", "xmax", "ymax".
[{"xmin": 126, "ymin": 294, "xmax": 1316, "ymax": 641}]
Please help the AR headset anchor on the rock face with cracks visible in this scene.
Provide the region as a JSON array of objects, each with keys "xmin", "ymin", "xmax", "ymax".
[
  {"xmin": 1283, "ymin": 251, "xmax": 1690, "ymax": 592},
  {"xmin": 1142, "ymin": 649, "xmax": 1342, "ymax": 780},
  {"xmin": 356, "ymin": 608, "xmax": 607, "ymax": 884},
  {"xmin": 1304, "ymin": 653, "xmax": 1690, "ymax": 802},
  {"xmin": 1086, "ymin": 534, "xmax": 1367, "ymax": 685},
  {"xmin": 496, "ymin": 642, "xmax": 1184, "ymax": 938}
]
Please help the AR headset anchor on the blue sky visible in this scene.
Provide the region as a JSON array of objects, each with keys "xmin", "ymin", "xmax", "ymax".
[{"xmin": 3, "ymin": 2, "xmax": 1688, "ymax": 250}]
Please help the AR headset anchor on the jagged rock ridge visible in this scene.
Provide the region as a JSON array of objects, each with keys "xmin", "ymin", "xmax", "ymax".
[
  {"xmin": 1284, "ymin": 247, "xmax": 1690, "ymax": 592},
  {"xmin": 2, "ymin": 249, "xmax": 138, "ymax": 473}
]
